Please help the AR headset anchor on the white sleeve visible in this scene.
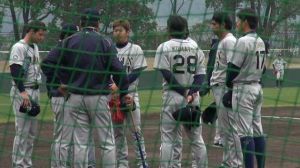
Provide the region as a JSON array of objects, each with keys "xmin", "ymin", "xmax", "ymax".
[
  {"xmin": 230, "ymin": 39, "xmax": 247, "ymax": 68},
  {"xmin": 9, "ymin": 44, "xmax": 25, "ymax": 66},
  {"xmin": 132, "ymin": 46, "xmax": 147, "ymax": 70},
  {"xmin": 153, "ymin": 44, "xmax": 170, "ymax": 70},
  {"xmin": 224, "ymin": 39, "xmax": 236, "ymax": 63},
  {"xmin": 196, "ymin": 49, "xmax": 206, "ymax": 75}
]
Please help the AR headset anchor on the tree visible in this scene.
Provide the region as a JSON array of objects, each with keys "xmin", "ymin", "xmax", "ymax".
[
  {"xmin": 205, "ymin": 0, "xmax": 300, "ymax": 40},
  {"xmin": 6, "ymin": 0, "xmax": 157, "ymax": 48},
  {"xmin": 46, "ymin": 0, "xmax": 157, "ymax": 48},
  {"xmin": 6, "ymin": 0, "xmax": 61, "ymax": 41},
  {"xmin": 169, "ymin": 0, "xmax": 185, "ymax": 14},
  {"xmin": 189, "ymin": 20, "xmax": 213, "ymax": 50}
]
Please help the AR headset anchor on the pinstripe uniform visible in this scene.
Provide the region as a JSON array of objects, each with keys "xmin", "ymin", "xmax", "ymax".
[{"xmin": 210, "ymin": 33, "xmax": 243, "ymax": 167}]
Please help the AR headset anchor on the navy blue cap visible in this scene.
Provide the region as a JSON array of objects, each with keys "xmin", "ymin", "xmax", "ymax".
[
  {"xmin": 81, "ymin": 8, "xmax": 100, "ymax": 22},
  {"xmin": 60, "ymin": 23, "xmax": 79, "ymax": 40}
]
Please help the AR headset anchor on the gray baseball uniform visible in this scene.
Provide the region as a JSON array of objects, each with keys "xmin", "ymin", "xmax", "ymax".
[
  {"xmin": 41, "ymin": 26, "xmax": 131, "ymax": 168},
  {"xmin": 113, "ymin": 42, "xmax": 148, "ymax": 168},
  {"xmin": 9, "ymin": 40, "xmax": 42, "ymax": 167},
  {"xmin": 272, "ymin": 58, "xmax": 287, "ymax": 80},
  {"xmin": 154, "ymin": 38, "xmax": 208, "ymax": 168},
  {"xmin": 210, "ymin": 33, "xmax": 243, "ymax": 167},
  {"xmin": 45, "ymin": 43, "xmax": 96, "ymax": 168},
  {"xmin": 50, "ymin": 97, "xmax": 96, "ymax": 168},
  {"xmin": 230, "ymin": 32, "xmax": 266, "ymax": 137}
]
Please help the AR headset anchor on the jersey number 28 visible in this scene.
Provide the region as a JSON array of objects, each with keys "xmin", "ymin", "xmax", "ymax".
[{"xmin": 172, "ymin": 55, "xmax": 197, "ymax": 74}]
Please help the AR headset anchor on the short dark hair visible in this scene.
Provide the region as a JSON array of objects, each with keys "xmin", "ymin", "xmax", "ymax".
[
  {"xmin": 113, "ymin": 19, "xmax": 131, "ymax": 31},
  {"xmin": 80, "ymin": 8, "xmax": 100, "ymax": 27},
  {"xmin": 24, "ymin": 21, "xmax": 46, "ymax": 33},
  {"xmin": 167, "ymin": 15, "xmax": 188, "ymax": 39},
  {"xmin": 212, "ymin": 11, "xmax": 233, "ymax": 30},
  {"xmin": 237, "ymin": 8, "xmax": 258, "ymax": 30}
]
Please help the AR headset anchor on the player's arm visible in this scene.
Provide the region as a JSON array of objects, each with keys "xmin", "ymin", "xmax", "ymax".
[
  {"xmin": 41, "ymin": 44, "xmax": 64, "ymax": 97},
  {"xmin": 153, "ymin": 44, "xmax": 186, "ymax": 96},
  {"xmin": 9, "ymin": 44, "xmax": 26, "ymax": 93},
  {"xmin": 188, "ymin": 50, "xmax": 206, "ymax": 96},
  {"xmin": 160, "ymin": 69, "xmax": 186, "ymax": 96},
  {"xmin": 9, "ymin": 44, "xmax": 32, "ymax": 107},
  {"xmin": 205, "ymin": 41, "xmax": 219, "ymax": 86},
  {"xmin": 225, "ymin": 39, "xmax": 245, "ymax": 88},
  {"xmin": 105, "ymin": 41, "xmax": 130, "ymax": 98},
  {"xmin": 128, "ymin": 46, "xmax": 147, "ymax": 84},
  {"xmin": 272, "ymin": 60, "xmax": 276, "ymax": 71}
]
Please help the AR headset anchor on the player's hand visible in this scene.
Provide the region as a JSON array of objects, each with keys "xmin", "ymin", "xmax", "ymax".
[
  {"xmin": 58, "ymin": 84, "xmax": 69, "ymax": 97},
  {"xmin": 20, "ymin": 91, "xmax": 31, "ymax": 108},
  {"xmin": 110, "ymin": 83, "xmax": 119, "ymax": 92},
  {"xmin": 186, "ymin": 93, "xmax": 197, "ymax": 104},
  {"xmin": 123, "ymin": 94, "xmax": 133, "ymax": 105},
  {"xmin": 120, "ymin": 94, "xmax": 135, "ymax": 113}
]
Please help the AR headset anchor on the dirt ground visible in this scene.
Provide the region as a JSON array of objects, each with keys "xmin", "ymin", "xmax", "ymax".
[{"xmin": 0, "ymin": 107, "xmax": 300, "ymax": 168}]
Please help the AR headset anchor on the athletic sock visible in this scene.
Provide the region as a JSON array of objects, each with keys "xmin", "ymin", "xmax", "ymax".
[{"xmin": 240, "ymin": 136, "xmax": 255, "ymax": 168}]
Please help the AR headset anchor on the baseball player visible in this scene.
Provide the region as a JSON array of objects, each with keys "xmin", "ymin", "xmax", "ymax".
[
  {"xmin": 110, "ymin": 19, "xmax": 148, "ymax": 168},
  {"xmin": 9, "ymin": 21, "xmax": 46, "ymax": 167},
  {"xmin": 42, "ymin": 23, "xmax": 96, "ymax": 168},
  {"xmin": 272, "ymin": 54, "xmax": 287, "ymax": 87},
  {"xmin": 42, "ymin": 8, "xmax": 132, "ymax": 168},
  {"xmin": 224, "ymin": 8, "xmax": 266, "ymax": 168},
  {"xmin": 154, "ymin": 15, "xmax": 207, "ymax": 168},
  {"xmin": 209, "ymin": 12, "xmax": 243, "ymax": 167}
]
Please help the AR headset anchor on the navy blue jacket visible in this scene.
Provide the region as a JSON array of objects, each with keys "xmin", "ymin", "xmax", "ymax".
[{"xmin": 42, "ymin": 28, "xmax": 129, "ymax": 96}]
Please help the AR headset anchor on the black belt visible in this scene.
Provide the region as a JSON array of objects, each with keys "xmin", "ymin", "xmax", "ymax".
[
  {"xmin": 212, "ymin": 83, "xmax": 224, "ymax": 87},
  {"xmin": 25, "ymin": 85, "xmax": 39, "ymax": 90}
]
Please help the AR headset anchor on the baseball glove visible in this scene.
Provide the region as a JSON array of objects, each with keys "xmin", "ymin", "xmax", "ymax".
[
  {"xmin": 19, "ymin": 99, "xmax": 40, "ymax": 117},
  {"xmin": 172, "ymin": 105, "xmax": 201, "ymax": 128},
  {"xmin": 222, "ymin": 90, "xmax": 233, "ymax": 108},
  {"xmin": 120, "ymin": 96, "xmax": 136, "ymax": 113},
  {"xmin": 109, "ymin": 96, "xmax": 125, "ymax": 123},
  {"xmin": 201, "ymin": 102, "xmax": 217, "ymax": 125}
]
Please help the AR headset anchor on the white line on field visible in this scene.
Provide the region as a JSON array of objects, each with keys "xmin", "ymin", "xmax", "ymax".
[
  {"xmin": 262, "ymin": 115, "xmax": 300, "ymax": 121},
  {"xmin": 1, "ymin": 104, "xmax": 300, "ymax": 121}
]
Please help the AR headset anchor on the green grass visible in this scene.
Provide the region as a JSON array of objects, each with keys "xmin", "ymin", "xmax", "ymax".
[{"xmin": 0, "ymin": 87, "xmax": 299, "ymax": 123}]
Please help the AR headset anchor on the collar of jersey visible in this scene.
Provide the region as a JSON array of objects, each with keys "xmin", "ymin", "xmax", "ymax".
[
  {"xmin": 171, "ymin": 38, "xmax": 188, "ymax": 43},
  {"xmin": 243, "ymin": 30, "xmax": 256, "ymax": 36},
  {"xmin": 82, "ymin": 27, "xmax": 97, "ymax": 32},
  {"xmin": 19, "ymin": 39, "xmax": 36, "ymax": 47}
]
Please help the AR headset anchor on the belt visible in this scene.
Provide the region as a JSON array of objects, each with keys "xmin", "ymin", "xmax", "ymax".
[
  {"xmin": 25, "ymin": 84, "xmax": 39, "ymax": 90},
  {"xmin": 212, "ymin": 83, "xmax": 225, "ymax": 87},
  {"xmin": 234, "ymin": 81, "xmax": 259, "ymax": 85}
]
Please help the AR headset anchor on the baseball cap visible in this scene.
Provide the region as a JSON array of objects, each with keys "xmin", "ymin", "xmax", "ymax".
[
  {"xmin": 60, "ymin": 23, "xmax": 79, "ymax": 40},
  {"xmin": 81, "ymin": 8, "xmax": 100, "ymax": 22}
]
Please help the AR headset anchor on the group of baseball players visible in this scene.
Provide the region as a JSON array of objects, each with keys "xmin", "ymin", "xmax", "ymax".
[{"xmin": 9, "ymin": 7, "xmax": 267, "ymax": 168}]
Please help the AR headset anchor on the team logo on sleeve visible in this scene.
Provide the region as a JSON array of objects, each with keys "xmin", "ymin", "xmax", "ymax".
[{"xmin": 12, "ymin": 55, "xmax": 19, "ymax": 61}]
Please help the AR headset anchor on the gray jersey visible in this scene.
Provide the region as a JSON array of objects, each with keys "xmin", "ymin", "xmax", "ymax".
[
  {"xmin": 272, "ymin": 58, "xmax": 287, "ymax": 72},
  {"xmin": 210, "ymin": 33, "xmax": 236, "ymax": 86},
  {"xmin": 153, "ymin": 38, "xmax": 206, "ymax": 91},
  {"xmin": 231, "ymin": 33, "xmax": 266, "ymax": 83},
  {"xmin": 9, "ymin": 40, "xmax": 42, "ymax": 86},
  {"xmin": 116, "ymin": 42, "xmax": 147, "ymax": 92}
]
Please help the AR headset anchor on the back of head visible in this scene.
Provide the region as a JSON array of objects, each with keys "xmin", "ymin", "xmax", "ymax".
[
  {"xmin": 237, "ymin": 8, "xmax": 258, "ymax": 30},
  {"xmin": 60, "ymin": 23, "xmax": 79, "ymax": 40},
  {"xmin": 24, "ymin": 20, "xmax": 46, "ymax": 34},
  {"xmin": 212, "ymin": 11, "xmax": 233, "ymax": 30},
  {"xmin": 80, "ymin": 8, "xmax": 100, "ymax": 28},
  {"xmin": 167, "ymin": 15, "xmax": 188, "ymax": 39}
]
